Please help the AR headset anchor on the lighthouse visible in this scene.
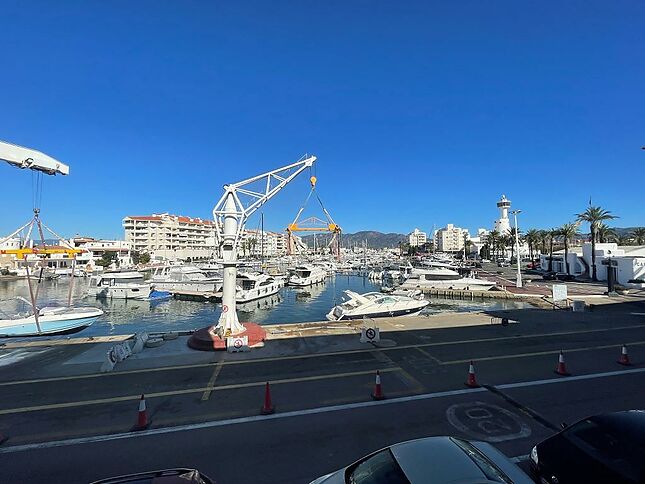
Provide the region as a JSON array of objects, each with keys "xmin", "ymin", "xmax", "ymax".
[{"xmin": 494, "ymin": 195, "xmax": 512, "ymax": 234}]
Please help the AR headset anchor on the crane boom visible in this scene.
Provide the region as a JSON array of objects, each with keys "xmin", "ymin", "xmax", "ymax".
[{"xmin": 0, "ymin": 140, "xmax": 69, "ymax": 175}]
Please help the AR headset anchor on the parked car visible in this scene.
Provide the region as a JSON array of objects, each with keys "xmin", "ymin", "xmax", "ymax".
[
  {"xmin": 542, "ymin": 271, "xmax": 557, "ymax": 280},
  {"xmin": 310, "ymin": 436, "xmax": 533, "ymax": 483},
  {"xmin": 498, "ymin": 261, "xmax": 511, "ymax": 267},
  {"xmin": 556, "ymin": 273, "xmax": 576, "ymax": 282},
  {"xmin": 91, "ymin": 468, "xmax": 214, "ymax": 484},
  {"xmin": 531, "ymin": 410, "xmax": 645, "ymax": 484}
]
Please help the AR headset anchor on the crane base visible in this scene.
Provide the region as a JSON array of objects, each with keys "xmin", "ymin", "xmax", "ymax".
[{"xmin": 187, "ymin": 323, "xmax": 266, "ymax": 351}]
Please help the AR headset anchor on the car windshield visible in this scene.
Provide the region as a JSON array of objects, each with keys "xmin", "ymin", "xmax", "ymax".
[
  {"xmin": 563, "ymin": 419, "xmax": 645, "ymax": 481},
  {"xmin": 346, "ymin": 449, "xmax": 410, "ymax": 484},
  {"xmin": 451, "ymin": 438, "xmax": 513, "ymax": 484}
]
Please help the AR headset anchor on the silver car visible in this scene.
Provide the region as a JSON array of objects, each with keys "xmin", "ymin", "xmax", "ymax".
[{"xmin": 310, "ymin": 436, "xmax": 533, "ymax": 484}]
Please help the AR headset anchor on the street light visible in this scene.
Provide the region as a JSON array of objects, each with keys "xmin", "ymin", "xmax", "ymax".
[{"xmin": 511, "ymin": 209, "xmax": 522, "ymax": 288}]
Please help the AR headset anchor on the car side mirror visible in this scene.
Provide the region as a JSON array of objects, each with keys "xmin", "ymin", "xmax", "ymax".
[{"xmin": 560, "ymin": 422, "xmax": 568, "ymax": 429}]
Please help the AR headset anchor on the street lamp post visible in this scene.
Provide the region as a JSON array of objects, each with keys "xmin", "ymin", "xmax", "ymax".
[{"xmin": 511, "ymin": 210, "xmax": 522, "ymax": 288}]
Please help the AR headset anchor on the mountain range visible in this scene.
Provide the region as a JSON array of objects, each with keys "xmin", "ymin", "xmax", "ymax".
[{"xmin": 301, "ymin": 231, "xmax": 407, "ymax": 249}]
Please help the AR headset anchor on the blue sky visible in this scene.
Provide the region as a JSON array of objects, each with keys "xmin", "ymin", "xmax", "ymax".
[{"xmin": 1, "ymin": 1, "xmax": 643, "ymax": 240}]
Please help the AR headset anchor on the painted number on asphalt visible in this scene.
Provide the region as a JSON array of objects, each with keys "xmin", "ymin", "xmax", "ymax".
[{"xmin": 446, "ymin": 401, "xmax": 531, "ymax": 442}]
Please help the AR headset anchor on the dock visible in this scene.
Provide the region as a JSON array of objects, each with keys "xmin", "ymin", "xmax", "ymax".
[{"xmin": 418, "ymin": 287, "xmax": 526, "ymax": 300}]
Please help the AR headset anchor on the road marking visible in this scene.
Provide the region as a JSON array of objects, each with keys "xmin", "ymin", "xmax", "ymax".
[
  {"xmin": 0, "ymin": 386, "xmax": 489, "ymax": 454},
  {"xmin": 2, "ymin": 322, "xmax": 645, "ymax": 387},
  {"xmin": 371, "ymin": 350, "xmax": 427, "ymax": 393},
  {"xmin": 4, "ymin": 366, "xmax": 645, "ymax": 454},
  {"xmin": 201, "ymin": 360, "xmax": 224, "ymax": 401},
  {"xmin": 0, "ymin": 367, "xmax": 401, "ymax": 416},
  {"xmin": 414, "ymin": 346, "xmax": 443, "ymax": 364},
  {"xmin": 443, "ymin": 340, "xmax": 645, "ymax": 365}
]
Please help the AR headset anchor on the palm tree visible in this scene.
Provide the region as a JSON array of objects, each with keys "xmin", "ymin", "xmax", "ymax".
[
  {"xmin": 576, "ymin": 206, "xmax": 618, "ymax": 281},
  {"xmin": 547, "ymin": 228, "xmax": 558, "ymax": 272},
  {"xmin": 596, "ymin": 223, "xmax": 618, "ymax": 243},
  {"xmin": 632, "ymin": 227, "xmax": 645, "ymax": 245},
  {"xmin": 558, "ymin": 222, "xmax": 580, "ymax": 275},
  {"xmin": 487, "ymin": 230, "xmax": 500, "ymax": 260},
  {"xmin": 524, "ymin": 229, "xmax": 540, "ymax": 261}
]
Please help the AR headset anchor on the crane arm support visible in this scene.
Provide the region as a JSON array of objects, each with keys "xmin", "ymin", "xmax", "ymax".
[{"xmin": 0, "ymin": 140, "xmax": 69, "ymax": 176}]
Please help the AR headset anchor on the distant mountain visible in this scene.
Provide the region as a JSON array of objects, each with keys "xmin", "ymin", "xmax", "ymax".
[{"xmin": 301, "ymin": 231, "xmax": 407, "ymax": 249}]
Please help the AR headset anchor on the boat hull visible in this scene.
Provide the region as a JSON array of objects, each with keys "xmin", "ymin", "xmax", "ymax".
[
  {"xmin": 327, "ymin": 306, "xmax": 426, "ymax": 321},
  {"xmin": 0, "ymin": 310, "xmax": 102, "ymax": 337}
]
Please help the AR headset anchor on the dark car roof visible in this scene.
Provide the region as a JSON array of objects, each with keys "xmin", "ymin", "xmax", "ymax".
[{"xmin": 588, "ymin": 410, "xmax": 645, "ymax": 445}]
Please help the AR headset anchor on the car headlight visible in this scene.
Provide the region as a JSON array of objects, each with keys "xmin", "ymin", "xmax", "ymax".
[{"xmin": 530, "ymin": 445, "xmax": 538, "ymax": 465}]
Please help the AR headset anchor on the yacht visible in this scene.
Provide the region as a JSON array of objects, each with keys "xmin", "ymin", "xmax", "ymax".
[
  {"xmin": 287, "ymin": 264, "xmax": 327, "ymax": 287},
  {"xmin": 402, "ymin": 268, "xmax": 496, "ymax": 291},
  {"xmin": 87, "ymin": 271, "xmax": 167, "ymax": 300},
  {"xmin": 150, "ymin": 265, "xmax": 223, "ymax": 295},
  {"xmin": 326, "ymin": 290, "xmax": 429, "ymax": 321},
  {"xmin": 0, "ymin": 297, "xmax": 103, "ymax": 337},
  {"xmin": 236, "ymin": 272, "xmax": 283, "ymax": 303}
]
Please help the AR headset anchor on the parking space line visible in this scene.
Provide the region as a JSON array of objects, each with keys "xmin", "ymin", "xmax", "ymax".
[
  {"xmin": 414, "ymin": 346, "xmax": 443, "ymax": 364},
  {"xmin": 0, "ymin": 367, "xmax": 402, "ymax": 416},
  {"xmin": 371, "ymin": 350, "xmax": 427, "ymax": 393},
  {"xmin": 201, "ymin": 360, "xmax": 224, "ymax": 401},
  {"xmin": 2, "ymin": 322, "xmax": 645, "ymax": 388}
]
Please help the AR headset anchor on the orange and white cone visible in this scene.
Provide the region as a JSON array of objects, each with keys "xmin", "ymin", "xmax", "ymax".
[
  {"xmin": 617, "ymin": 345, "xmax": 631, "ymax": 366},
  {"xmin": 554, "ymin": 351, "xmax": 570, "ymax": 376},
  {"xmin": 465, "ymin": 361, "xmax": 479, "ymax": 388},
  {"xmin": 371, "ymin": 370, "xmax": 385, "ymax": 400},
  {"xmin": 260, "ymin": 382, "xmax": 275, "ymax": 415},
  {"xmin": 131, "ymin": 394, "xmax": 150, "ymax": 431}
]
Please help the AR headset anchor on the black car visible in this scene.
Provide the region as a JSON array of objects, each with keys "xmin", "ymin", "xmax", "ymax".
[
  {"xmin": 542, "ymin": 271, "xmax": 557, "ymax": 280},
  {"xmin": 530, "ymin": 410, "xmax": 645, "ymax": 484},
  {"xmin": 90, "ymin": 468, "xmax": 214, "ymax": 484}
]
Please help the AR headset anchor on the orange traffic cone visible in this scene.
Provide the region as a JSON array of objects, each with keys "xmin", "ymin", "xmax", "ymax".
[
  {"xmin": 131, "ymin": 394, "xmax": 150, "ymax": 431},
  {"xmin": 371, "ymin": 370, "xmax": 385, "ymax": 400},
  {"xmin": 554, "ymin": 351, "xmax": 570, "ymax": 376},
  {"xmin": 260, "ymin": 382, "xmax": 275, "ymax": 415},
  {"xmin": 618, "ymin": 345, "xmax": 632, "ymax": 366},
  {"xmin": 465, "ymin": 361, "xmax": 479, "ymax": 388}
]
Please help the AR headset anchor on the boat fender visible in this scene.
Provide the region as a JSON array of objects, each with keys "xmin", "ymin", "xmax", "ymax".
[
  {"xmin": 162, "ymin": 331, "xmax": 179, "ymax": 341},
  {"xmin": 145, "ymin": 337, "xmax": 165, "ymax": 348}
]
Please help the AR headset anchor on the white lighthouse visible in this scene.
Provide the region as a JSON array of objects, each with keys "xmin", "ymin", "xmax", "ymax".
[{"xmin": 494, "ymin": 195, "xmax": 512, "ymax": 234}]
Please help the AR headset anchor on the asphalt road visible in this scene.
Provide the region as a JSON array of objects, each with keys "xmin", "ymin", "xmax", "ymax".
[{"xmin": 1, "ymin": 306, "xmax": 645, "ymax": 483}]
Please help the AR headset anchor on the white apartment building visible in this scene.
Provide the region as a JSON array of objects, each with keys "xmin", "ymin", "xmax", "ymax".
[
  {"xmin": 408, "ymin": 228, "xmax": 427, "ymax": 247},
  {"xmin": 239, "ymin": 229, "xmax": 293, "ymax": 258},
  {"xmin": 123, "ymin": 213, "xmax": 217, "ymax": 261},
  {"xmin": 68, "ymin": 237, "xmax": 133, "ymax": 269},
  {"xmin": 435, "ymin": 224, "xmax": 470, "ymax": 253}
]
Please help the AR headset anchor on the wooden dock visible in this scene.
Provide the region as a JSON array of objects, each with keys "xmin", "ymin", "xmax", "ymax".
[{"xmin": 419, "ymin": 288, "xmax": 524, "ymax": 300}]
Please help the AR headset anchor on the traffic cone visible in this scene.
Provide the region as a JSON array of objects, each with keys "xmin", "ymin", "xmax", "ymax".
[
  {"xmin": 554, "ymin": 351, "xmax": 570, "ymax": 376},
  {"xmin": 131, "ymin": 394, "xmax": 150, "ymax": 431},
  {"xmin": 465, "ymin": 361, "xmax": 479, "ymax": 388},
  {"xmin": 371, "ymin": 370, "xmax": 385, "ymax": 400},
  {"xmin": 260, "ymin": 382, "xmax": 275, "ymax": 415},
  {"xmin": 618, "ymin": 345, "xmax": 632, "ymax": 366}
]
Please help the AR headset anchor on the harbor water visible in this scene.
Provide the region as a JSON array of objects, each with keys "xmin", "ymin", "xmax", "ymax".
[{"xmin": 0, "ymin": 275, "xmax": 532, "ymax": 337}]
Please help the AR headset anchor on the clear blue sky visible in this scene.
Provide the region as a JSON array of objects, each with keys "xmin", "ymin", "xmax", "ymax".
[{"xmin": 1, "ymin": 1, "xmax": 643, "ymax": 240}]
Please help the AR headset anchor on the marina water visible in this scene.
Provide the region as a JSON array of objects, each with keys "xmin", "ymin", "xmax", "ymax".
[{"xmin": 0, "ymin": 275, "xmax": 531, "ymax": 337}]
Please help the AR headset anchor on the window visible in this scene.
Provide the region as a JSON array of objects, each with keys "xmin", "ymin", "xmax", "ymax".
[{"xmin": 346, "ymin": 449, "xmax": 410, "ymax": 484}]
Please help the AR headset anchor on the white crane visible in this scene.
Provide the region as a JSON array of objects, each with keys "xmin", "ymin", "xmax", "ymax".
[
  {"xmin": 212, "ymin": 154, "xmax": 316, "ymax": 337},
  {"xmin": 0, "ymin": 140, "xmax": 69, "ymax": 176}
]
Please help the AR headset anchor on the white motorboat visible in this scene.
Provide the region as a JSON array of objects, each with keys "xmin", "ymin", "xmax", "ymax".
[
  {"xmin": 87, "ymin": 271, "xmax": 162, "ymax": 300},
  {"xmin": 236, "ymin": 272, "xmax": 284, "ymax": 303},
  {"xmin": 326, "ymin": 290, "xmax": 429, "ymax": 321},
  {"xmin": 287, "ymin": 264, "xmax": 327, "ymax": 287},
  {"xmin": 151, "ymin": 265, "xmax": 223, "ymax": 294},
  {"xmin": 0, "ymin": 298, "xmax": 103, "ymax": 337},
  {"xmin": 402, "ymin": 268, "xmax": 496, "ymax": 291}
]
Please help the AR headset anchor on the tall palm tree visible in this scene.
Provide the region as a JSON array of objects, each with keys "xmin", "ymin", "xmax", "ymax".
[
  {"xmin": 547, "ymin": 228, "xmax": 558, "ymax": 272},
  {"xmin": 524, "ymin": 229, "xmax": 540, "ymax": 261},
  {"xmin": 631, "ymin": 227, "xmax": 645, "ymax": 245},
  {"xmin": 576, "ymin": 206, "xmax": 618, "ymax": 281},
  {"xmin": 537, "ymin": 229, "xmax": 549, "ymax": 255},
  {"xmin": 558, "ymin": 222, "xmax": 580, "ymax": 275},
  {"xmin": 487, "ymin": 230, "xmax": 500, "ymax": 260}
]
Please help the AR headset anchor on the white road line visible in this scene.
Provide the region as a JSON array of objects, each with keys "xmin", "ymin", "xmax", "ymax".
[{"xmin": 2, "ymin": 366, "xmax": 645, "ymax": 454}]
